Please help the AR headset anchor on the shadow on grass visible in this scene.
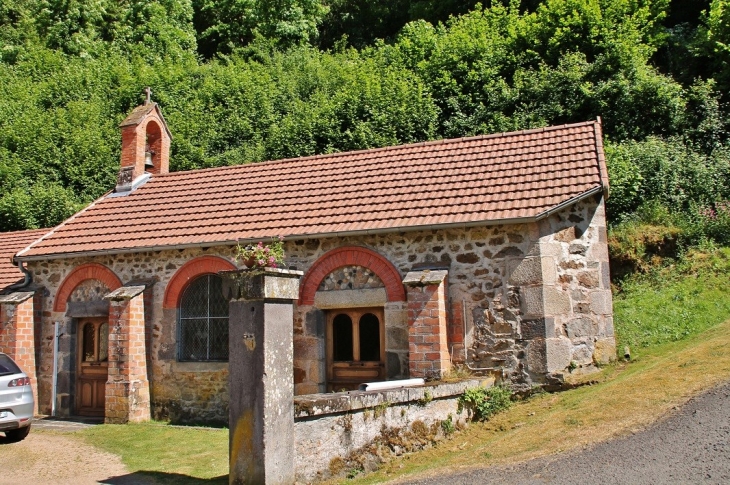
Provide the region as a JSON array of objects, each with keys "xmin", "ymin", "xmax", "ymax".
[{"xmin": 102, "ymin": 471, "xmax": 228, "ymax": 484}]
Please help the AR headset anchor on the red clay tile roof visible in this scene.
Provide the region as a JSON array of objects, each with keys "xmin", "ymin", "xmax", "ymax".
[
  {"xmin": 17, "ymin": 121, "xmax": 608, "ymax": 260},
  {"xmin": 0, "ymin": 229, "xmax": 50, "ymax": 290}
]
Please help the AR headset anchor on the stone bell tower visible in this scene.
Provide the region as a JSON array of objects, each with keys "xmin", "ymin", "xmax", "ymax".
[{"xmin": 116, "ymin": 87, "xmax": 172, "ymax": 192}]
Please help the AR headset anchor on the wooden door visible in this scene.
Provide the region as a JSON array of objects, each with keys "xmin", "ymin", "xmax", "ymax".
[
  {"xmin": 326, "ymin": 308, "xmax": 385, "ymax": 392},
  {"xmin": 76, "ymin": 319, "xmax": 109, "ymax": 417}
]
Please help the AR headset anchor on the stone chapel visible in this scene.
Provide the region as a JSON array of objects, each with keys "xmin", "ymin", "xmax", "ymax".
[{"xmin": 0, "ymin": 98, "xmax": 615, "ymax": 425}]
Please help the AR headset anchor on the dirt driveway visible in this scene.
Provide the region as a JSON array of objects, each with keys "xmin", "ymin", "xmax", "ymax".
[{"xmin": 0, "ymin": 425, "xmax": 144, "ymax": 485}]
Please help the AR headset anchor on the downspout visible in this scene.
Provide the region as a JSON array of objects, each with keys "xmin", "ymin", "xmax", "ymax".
[
  {"xmin": 5, "ymin": 260, "xmax": 32, "ymax": 292},
  {"xmin": 52, "ymin": 322, "xmax": 60, "ymax": 417}
]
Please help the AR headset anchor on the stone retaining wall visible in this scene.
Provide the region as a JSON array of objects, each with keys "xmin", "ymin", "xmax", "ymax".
[{"xmin": 293, "ymin": 379, "xmax": 490, "ymax": 482}]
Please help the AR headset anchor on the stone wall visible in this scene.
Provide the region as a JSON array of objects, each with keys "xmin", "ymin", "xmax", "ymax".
[
  {"xmin": 25, "ymin": 195, "xmax": 614, "ymax": 423},
  {"xmin": 293, "ymin": 379, "xmax": 487, "ymax": 482}
]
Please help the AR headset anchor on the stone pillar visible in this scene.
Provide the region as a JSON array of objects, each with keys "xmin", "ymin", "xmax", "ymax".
[
  {"xmin": 403, "ymin": 270, "xmax": 451, "ymax": 379},
  {"xmin": 103, "ymin": 285, "xmax": 151, "ymax": 424},
  {"xmin": 220, "ymin": 268, "xmax": 302, "ymax": 485},
  {"xmin": 0, "ymin": 291, "xmax": 38, "ymax": 413}
]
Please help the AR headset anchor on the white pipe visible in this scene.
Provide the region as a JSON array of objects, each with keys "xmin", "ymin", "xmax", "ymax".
[
  {"xmin": 359, "ymin": 378, "xmax": 424, "ymax": 391},
  {"xmin": 51, "ymin": 322, "xmax": 59, "ymax": 417}
]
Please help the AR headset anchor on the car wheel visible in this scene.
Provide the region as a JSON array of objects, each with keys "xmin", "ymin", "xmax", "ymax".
[{"xmin": 5, "ymin": 424, "xmax": 30, "ymax": 442}]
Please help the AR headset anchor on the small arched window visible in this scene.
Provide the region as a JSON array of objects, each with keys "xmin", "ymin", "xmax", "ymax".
[{"xmin": 178, "ymin": 274, "xmax": 229, "ymax": 362}]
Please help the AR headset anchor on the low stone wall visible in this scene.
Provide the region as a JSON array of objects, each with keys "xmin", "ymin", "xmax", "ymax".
[{"xmin": 293, "ymin": 379, "xmax": 492, "ymax": 482}]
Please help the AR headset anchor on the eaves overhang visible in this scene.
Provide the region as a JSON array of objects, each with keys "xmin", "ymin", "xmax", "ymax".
[{"xmin": 14, "ymin": 187, "xmax": 604, "ymax": 263}]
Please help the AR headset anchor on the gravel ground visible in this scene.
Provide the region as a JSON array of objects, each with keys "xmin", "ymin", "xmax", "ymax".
[
  {"xmin": 0, "ymin": 431, "xmax": 132, "ymax": 485},
  {"xmin": 406, "ymin": 381, "xmax": 730, "ymax": 485}
]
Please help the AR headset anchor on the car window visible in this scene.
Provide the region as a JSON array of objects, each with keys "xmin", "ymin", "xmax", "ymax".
[{"xmin": 0, "ymin": 354, "xmax": 21, "ymax": 376}]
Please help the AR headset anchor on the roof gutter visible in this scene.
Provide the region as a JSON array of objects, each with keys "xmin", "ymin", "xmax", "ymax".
[{"xmin": 15, "ymin": 187, "xmax": 603, "ymax": 263}]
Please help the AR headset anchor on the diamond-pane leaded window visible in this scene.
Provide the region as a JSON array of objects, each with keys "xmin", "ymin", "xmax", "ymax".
[{"xmin": 178, "ymin": 275, "xmax": 229, "ymax": 361}]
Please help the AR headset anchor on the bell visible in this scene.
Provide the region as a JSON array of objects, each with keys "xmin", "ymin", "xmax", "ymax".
[{"xmin": 144, "ymin": 150, "xmax": 154, "ymax": 169}]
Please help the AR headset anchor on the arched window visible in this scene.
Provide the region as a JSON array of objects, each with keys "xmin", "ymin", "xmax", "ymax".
[{"xmin": 178, "ymin": 274, "xmax": 229, "ymax": 362}]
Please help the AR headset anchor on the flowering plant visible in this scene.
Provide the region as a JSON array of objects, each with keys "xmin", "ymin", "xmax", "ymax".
[{"xmin": 236, "ymin": 236, "xmax": 285, "ymax": 268}]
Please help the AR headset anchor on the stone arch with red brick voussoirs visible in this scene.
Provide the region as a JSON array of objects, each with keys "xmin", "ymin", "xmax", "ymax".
[
  {"xmin": 163, "ymin": 256, "xmax": 237, "ymax": 309},
  {"xmin": 53, "ymin": 263, "xmax": 122, "ymax": 313},
  {"xmin": 297, "ymin": 246, "xmax": 408, "ymax": 394},
  {"xmin": 298, "ymin": 246, "xmax": 405, "ymax": 306}
]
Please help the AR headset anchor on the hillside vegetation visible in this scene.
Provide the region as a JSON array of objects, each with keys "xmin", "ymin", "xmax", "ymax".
[{"xmin": 1, "ymin": 0, "xmax": 730, "ymax": 242}]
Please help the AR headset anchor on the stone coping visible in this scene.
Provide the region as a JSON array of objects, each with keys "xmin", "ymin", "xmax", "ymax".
[
  {"xmin": 104, "ymin": 285, "xmax": 146, "ymax": 301},
  {"xmin": 294, "ymin": 378, "xmax": 490, "ymax": 419},
  {"xmin": 402, "ymin": 269, "xmax": 448, "ymax": 286},
  {"xmin": 0, "ymin": 291, "xmax": 34, "ymax": 304}
]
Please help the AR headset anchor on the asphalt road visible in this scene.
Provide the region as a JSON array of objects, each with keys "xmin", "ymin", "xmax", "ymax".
[{"xmin": 406, "ymin": 381, "xmax": 730, "ymax": 485}]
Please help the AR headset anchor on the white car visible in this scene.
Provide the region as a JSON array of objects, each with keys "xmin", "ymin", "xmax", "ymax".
[{"xmin": 0, "ymin": 352, "xmax": 33, "ymax": 441}]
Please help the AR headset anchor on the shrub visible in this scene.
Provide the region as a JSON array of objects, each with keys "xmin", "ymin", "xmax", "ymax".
[{"xmin": 457, "ymin": 386, "xmax": 512, "ymax": 422}]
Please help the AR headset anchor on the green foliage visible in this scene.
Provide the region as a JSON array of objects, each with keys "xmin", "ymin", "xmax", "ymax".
[
  {"xmin": 0, "ymin": 182, "xmax": 80, "ymax": 231},
  {"xmin": 379, "ymin": 0, "xmax": 689, "ymax": 140},
  {"xmin": 24, "ymin": 0, "xmax": 198, "ymax": 60},
  {"xmin": 416, "ymin": 389, "xmax": 433, "ymax": 406},
  {"xmin": 605, "ymin": 137, "xmax": 730, "ymax": 220},
  {"xmin": 194, "ymin": 0, "xmax": 327, "ymax": 56},
  {"xmin": 440, "ymin": 413, "xmax": 455, "ymax": 435},
  {"xmin": 696, "ymin": 0, "xmax": 730, "ymax": 90},
  {"xmin": 457, "ymin": 386, "xmax": 512, "ymax": 421},
  {"xmin": 614, "ymin": 246, "xmax": 730, "ymax": 350},
  {"xmin": 318, "ymin": 0, "xmax": 480, "ymax": 50}
]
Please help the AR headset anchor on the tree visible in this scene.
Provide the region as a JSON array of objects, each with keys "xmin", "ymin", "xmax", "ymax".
[
  {"xmin": 696, "ymin": 0, "xmax": 730, "ymax": 91},
  {"xmin": 194, "ymin": 0, "xmax": 327, "ymax": 57}
]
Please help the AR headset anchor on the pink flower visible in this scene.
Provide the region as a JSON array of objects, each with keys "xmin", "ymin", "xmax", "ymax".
[
  {"xmin": 258, "ymin": 259, "xmax": 265, "ymax": 266},
  {"xmin": 268, "ymin": 256, "xmax": 275, "ymax": 264}
]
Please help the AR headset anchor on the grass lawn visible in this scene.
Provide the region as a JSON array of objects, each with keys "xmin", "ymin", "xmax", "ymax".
[{"xmin": 77, "ymin": 423, "xmax": 228, "ymax": 484}]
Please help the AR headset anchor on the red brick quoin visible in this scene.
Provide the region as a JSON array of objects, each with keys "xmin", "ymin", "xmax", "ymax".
[
  {"xmin": 299, "ymin": 246, "xmax": 406, "ymax": 305},
  {"xmin": 53, "ymin": 263, "xmax": 123, "ymax": 312},
  {"xmin": 163, "ymin": 256, "xmax": 236, "ymax": 309}
]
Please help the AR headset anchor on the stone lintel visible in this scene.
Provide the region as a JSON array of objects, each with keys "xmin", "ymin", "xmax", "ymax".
[
  {"xmin": 0, "ymin": 291, "xmax": 35, "ymax": 305},
  {"xmin": 104, "ymin": 285, "xmax": 146, "ymax": 301},
  {"xmin": 219, "ymin": 268, "xmax": 303, "ymax": 301},
  {"xmin": 402, "ymin": 269, "xmax": 448, "ymax": 287},
  {"xmin": 314, "ymin": 288, "xmax": 386, "ymax": 309},
  {"xmin": 67, "ymin": 300, "xmax": 109, "ymax": 318}
]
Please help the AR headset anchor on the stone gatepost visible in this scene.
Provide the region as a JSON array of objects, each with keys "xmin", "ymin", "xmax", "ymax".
[
  {"xmin": 0, "ymin": 291, "xmax": 38, "ymax": 413},
  {"xmin": 403, "ymin": 269, "xmax": 451, "ymax": 379},
  {"xmin": 220, "ymin": 268, "xmax": 302, "ymax": 485},
  {"xmin": 103, "ymin": 285, "xmax": 151, "ymax": 424}
]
